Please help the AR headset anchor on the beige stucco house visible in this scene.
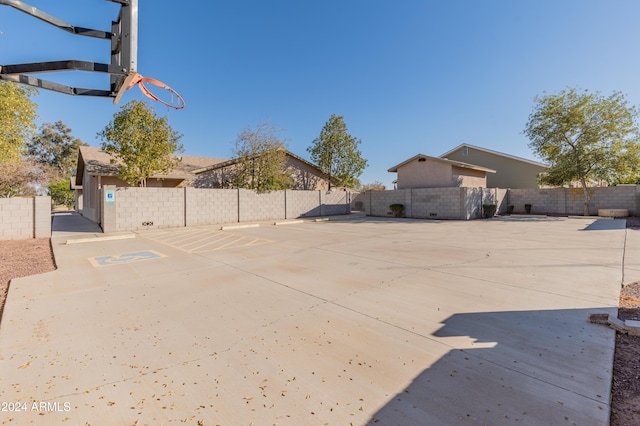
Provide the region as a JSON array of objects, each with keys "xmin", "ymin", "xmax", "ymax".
[
  {"xmin": 388, "ymin": 154, "xmax": 496, "ymax": 189},
  {"xmin": 191, "ymin": 150, "xmax": 332, "ymax": 190},
  {"xmin": 440, "ymin": 144, "xmax": 548, "ymax": 189}
]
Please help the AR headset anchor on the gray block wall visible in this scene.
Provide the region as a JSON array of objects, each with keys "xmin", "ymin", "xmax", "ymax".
[
  {"xmin": 286, "ymin": 190, "xmax": 322, "ymax": 218},
  {"xmin": 413, "ymin": 187, "xmax": 465, "ymax": 219},
  {"xmin": 185, "ymin": 188, "xmax": 238, "ymax": 226},
  {"xmin": 508, "ymin": 186, "xmax": 639, "ymax": 215},
  {"xmin": 0, "ymin": 196, "xmax": 51, "ymax": 240},
  {"xmin": 320, "ymin": 191, "xmax": 350, "ymax": 216},
  {"xmin": 508, "ymin": 188, "xmax": 564, "ymax": 214},
  {"xmin": 365, "ymin": 186, "xmax": 640, "ymax": 220},
  {"xmin": 34, "ymin": 197, "xmax": 52, "ymax": 238},
  {"xmin": 366, "ymin": 190, "xmax": 411, "ymax": 217},
  {"xmin": 461, "ymin": 188, "xmax": 482, "ymax": 219},
  {"xmin": 114, "ymin": 187, "xmax": 185, "ymax": 231},
  {"xmin": 351, "ymin": 192, "xmax": 366, "ymax": 211},
  {"xmin": 238, "ymin": 190, "xmax": 286, "ymax": 222},
  {"xmin": 368, "ymin": 186, "xmax": 640, "ymax": 220},
  {"xmin": 495, "ymin": 188, "xmax": 509, "ymax": 214},
  {"xmin": 98, "ymin": 185, "xmax": 640, "ymax": 231},
  {"xmin": 101, "ymin": 187, "xmax": 354, "ymax": 232},
  {"xmin": 366, "ymin": 188, "xmax": 468, "ymax": 219}
]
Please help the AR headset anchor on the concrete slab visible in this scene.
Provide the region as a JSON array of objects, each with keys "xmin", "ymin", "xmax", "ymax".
[
  {"xmin": 0, "ymin": 216, "xmax": 623, "ymax": 425},
  {"xmin": 51, "ymin": 211, "xmax": 103, "ymax": 236}
]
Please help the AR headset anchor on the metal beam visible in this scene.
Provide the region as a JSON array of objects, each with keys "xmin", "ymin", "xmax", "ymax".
[
  {"xmin": 0, "ymin": 0, "xmax": 112, "ymax": 39},
  {"xmin": 0, "ymin": 0, "xmax": 139, "ymax": 101},
  {"xmin": 0, "ymin": 60, "xmax": 126, "ymax": 76},
  {"xmin": 0, "ymin": 73, "xmax": 113, "ymax": 97}
]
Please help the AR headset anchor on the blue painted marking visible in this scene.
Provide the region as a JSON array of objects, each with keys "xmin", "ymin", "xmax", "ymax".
[{"xmin": 90, "ymin": 250, "xmax": 163, "ymax": 266}]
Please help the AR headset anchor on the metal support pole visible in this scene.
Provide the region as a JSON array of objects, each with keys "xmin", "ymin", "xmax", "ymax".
[{"xmin": 0, "ymin": 0, "xmax": 138, "ymax": 100}]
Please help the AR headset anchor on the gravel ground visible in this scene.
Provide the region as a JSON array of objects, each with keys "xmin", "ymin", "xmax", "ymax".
[
  {"xmin": 0, "ymin": 238, "xmax": 56, "ymax": 323},
  {"xmin": 0, "ymin": 230, "xmax": 638, "ymax": 425}
]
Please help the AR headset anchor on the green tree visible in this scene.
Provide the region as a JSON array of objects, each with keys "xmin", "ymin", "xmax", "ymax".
[
  {"xmin": 98, "ymin": 100, "xmax": 184, "ymax": 187},
  {"xmin": 48, "ymin": 179, "xmax": 75, "ymax": 208},
  {"xmin": 0, "ymin": 158, "xmax": 47, "ymax": 198},
  {"xmin": 0, "ymin": 81, "xmax": 38, "ymax": 163},
  {"xmin": 524, "ymin": 88, "xmax": 640, "ymax": 216},
  {"xmin": 230, "ymin": 122, "xmax": 293, "ymax": 191},
  {"xmin": 307, "ymin": 114, "xmax": 367, "ymax": 189},
  {"xmin": 27, "ymin": 121, "xmax": 86, "ymax": 179}
]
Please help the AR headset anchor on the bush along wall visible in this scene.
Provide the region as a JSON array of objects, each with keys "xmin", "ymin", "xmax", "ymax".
[
  {"xmin": 389, "ymin": 204, "xmax": 404, "ymax": 218},
  {"xmin": 482, "ymin": 204, "xmax": 497, "ymax": 218}
]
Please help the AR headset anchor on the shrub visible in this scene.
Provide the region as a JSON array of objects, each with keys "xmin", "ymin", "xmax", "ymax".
[
  {"xmin": 389, "ymin": 204, "xmax": 404, "ymax": 218},
  {"xmin": 482, "ymin": 204, "xmax": 497, "ymax": 218}
]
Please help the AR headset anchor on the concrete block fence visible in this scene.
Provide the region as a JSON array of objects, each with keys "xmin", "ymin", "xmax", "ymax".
[
  {"xmin": 101, "ymin": 186, "xmax": 351, "ymax": 232},
  {"xmin": 508, "ymin": 186, "xmax": 640, "ymax": 216},
  {"xmin": 0, "ymin": 196, "xmax": 51, "ymax": 240},
  {"xmin": 364, "ymin": 188, "xmax": 509, "ymax": 220},
  {"xmin": 91, "ymin": 184, "xmax": 640, "ymax": 232},
  {"xmin": 365, "ymin": 185, "xmax": 640, "ymax": 220}
]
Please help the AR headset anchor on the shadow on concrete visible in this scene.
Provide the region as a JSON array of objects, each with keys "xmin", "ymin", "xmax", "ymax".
[
  {"xmin": 52, "ymin": 211, "xmax": 102, "ymax": 234},
  {"xmin": 330, "ymin": 215, "xmax": 445, "ymax": 225},
  {"xmin": 581, "ymin": 219, "xmax": 627, "ymax": 231},
  {"xmin": 493, "ymin": 215, "xmax": 566, "ymax": 223},
  {"xmin": 367, "ymin": 308, "xmax": 614, "ymax": 425}
]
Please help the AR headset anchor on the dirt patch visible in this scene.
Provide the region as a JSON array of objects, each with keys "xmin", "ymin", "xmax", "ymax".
[
  {"xmin": 0, "ymin": 238, "xmax": 56, "ymax": 324},
  {"xmin": 625, "ymin": 216, "xmax": 640, "ymax": 229},
  {"xmin": 610, "ymin": 219, "xmax": 640, "ymax": 426},
  {"xmin": 611, "ymin": 281, "xmax": 640, "ymax": 426}
]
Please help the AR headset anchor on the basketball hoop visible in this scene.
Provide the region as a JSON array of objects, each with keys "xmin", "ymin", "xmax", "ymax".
[
  {"xmin": 126, "ymin": 74, "xmax": 185, "ymax": 110},
  {"xmin": 0, "ymin": 0, "xmax": 185, "ymax": 109}
]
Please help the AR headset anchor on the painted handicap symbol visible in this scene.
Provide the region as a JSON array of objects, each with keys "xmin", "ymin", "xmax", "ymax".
[{"xmin": 89, "ymin": 250, "xmax": 165, "ymax": 267}]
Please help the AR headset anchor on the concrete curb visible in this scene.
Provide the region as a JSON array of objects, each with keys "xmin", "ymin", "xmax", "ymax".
[
  {"xmin": 65, "ymin": 234, "xmax": 136, "ymax": 245},
  {"xmin": 274, "ymin": 220, "xmax": 304, "ymax": 226},
  {"xmin": 588, "ymin": 313, "xmax": 640, "ymax": 335},
  {"xmin": 220, "ymin": 223, "xmax": 259, "ymax": 231}
]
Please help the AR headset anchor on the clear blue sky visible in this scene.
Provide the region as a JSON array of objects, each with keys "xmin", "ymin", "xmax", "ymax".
[{"xmin": 2, "ymin": 0, "xmax": 640, "ymax": 188}]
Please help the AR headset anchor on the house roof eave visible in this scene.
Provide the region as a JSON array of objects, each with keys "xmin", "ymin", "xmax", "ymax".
[
  {"xmin": 388, "ymin": 154, "xmax": 496, "ymax": 174},
  {"xmin": 440, "ymin": 143, "xmax": 549, "ymax": 169}
]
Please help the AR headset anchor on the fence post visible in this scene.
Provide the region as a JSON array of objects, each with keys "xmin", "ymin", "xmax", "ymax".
[
  {"xmin": 237, "ymin": 188, "xmax": 241, "ymax": 223},
  {"xmin": 183, "ymin": 187, "xmax": 187, "ymax": 227},
  {"xmin": 101, "ymin": 185, "xmax": 117, "ymax": 233},
  {"xmin": 33, "ymin": 196, "xmax": 52, "ymax": 238},
  {"xmin": 409, "ymin": 188, "xmax": 413, "ymax": 218}
]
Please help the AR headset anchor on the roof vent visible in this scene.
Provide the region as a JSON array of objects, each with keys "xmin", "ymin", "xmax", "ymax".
[
  {"xmin": 462, "ymin": 147, "xmax": 469, "ymax": 155},
  {"xmin": 418, "ymin": 158, "xmax": 426, "ymax": 162}
]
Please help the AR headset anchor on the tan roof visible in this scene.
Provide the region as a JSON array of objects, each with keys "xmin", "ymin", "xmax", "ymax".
[
  {"xmin": 76, "ymin": 146, "xmax": 226, "ymax": 185},
  {"xmin": 388, "ymin": 154, "xmax": 496, "ymax": 173},
  {"xmin": 192, "ymin": 149, "xmax": 327, "ymax": 177}
]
